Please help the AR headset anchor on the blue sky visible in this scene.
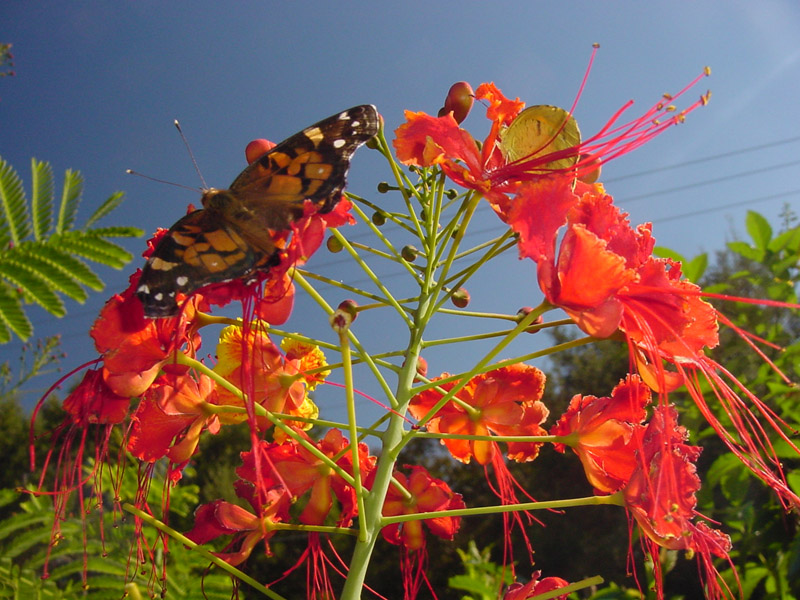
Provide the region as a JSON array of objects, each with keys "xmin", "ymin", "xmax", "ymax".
[{"xmin": 3, "ymin": 1, "xmax": 800, "ymax": 419}]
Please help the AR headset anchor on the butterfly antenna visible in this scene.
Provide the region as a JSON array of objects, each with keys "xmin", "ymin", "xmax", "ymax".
[
  {"xmin": 174, "ymin": 119, "xmax": 209, "ymax": 190},
  {"xmin": 125, "ymin": 169, "xmax": 202, "ymax": 193}
]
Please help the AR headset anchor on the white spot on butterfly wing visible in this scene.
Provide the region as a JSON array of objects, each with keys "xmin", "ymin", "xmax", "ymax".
[
  {"xmin": 333, "ymin": 139, "xmax": 346, "ymax": 148},
  {"xmin": 176, "ymin": 276, "xmax": 189, "ymax": 287}
]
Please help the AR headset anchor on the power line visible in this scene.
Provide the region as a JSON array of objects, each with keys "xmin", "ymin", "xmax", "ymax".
[
  {"xmin": 622, "ymin": 159, "xmax": 800, "ymax": 203},
  {"xmin": 604, "ymin": 134, "xmax": 800, "ymax": 183}
]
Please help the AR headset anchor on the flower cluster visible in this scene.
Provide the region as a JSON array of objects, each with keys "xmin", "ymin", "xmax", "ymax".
[{"xmin": 31, "ymin": 54, "xmax": 800, "ymax": 600}]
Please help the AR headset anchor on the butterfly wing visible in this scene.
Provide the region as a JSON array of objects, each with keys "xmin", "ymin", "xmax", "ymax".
[
  {"xmin": 137, "ymin": 208, "xmax": 272, "ymax": 317},
  {"xmin": 227, "ymin": 104, "xmax": 380, "ymax": 231},
  {"xmin": 137, "ymin": 105, "xmax": 379, "ymax": 318}
]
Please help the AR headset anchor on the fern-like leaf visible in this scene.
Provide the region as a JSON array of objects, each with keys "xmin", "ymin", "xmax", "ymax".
[
  {"xmin": 30, "ymin": 158, "xmax": 54, "ymax": 240},
  {"xmin": 0, "ymin": 282, "xmax": 30, "ymax": 342},
  {"xmin": 86, "ymin": 225, "xmax": 145, "ymax": 238},
  {"xmin": 0, "ymin": 261, "xmax": 65, "ymax": 316},
  {"xmin": 29, "ymin": 243, "xmax": 104, "ymax": 291},
  {"xmin": 15, "ymin": 241, "xmax": 89, "ymax": 302},
  {"xmin": 55, "ymin": 168, "xmax": 83, "ymax": 234},
  {"xmin": 0, "ymin": 155, "xmax": 29, "ymax": 245},
  {"xmin": 0, "ymin": 158, "xmax": 140, "ymax": 341},
  {"xmin": 56, "ymin": 232, "xmax": 134, "ymax": 269},
  {"xmin": 84, "ymin": 190, "xmax": 125, "ymax": 228}
]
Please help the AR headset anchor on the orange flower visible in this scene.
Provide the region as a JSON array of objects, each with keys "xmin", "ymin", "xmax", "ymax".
[
  {"xmin": 185, "ymin": 487, "xmax": 289, "ymax": 566},
  {"xmin": 127, "ymin": 369, "xmax": 220, "ymax": 464},
  {"xmin": 62, "ymin": 368, "xmax": 130, "ymax": 425},
  {"xmin": 550, "ymin": 375, "xmax": 651, "ymax": 494},
  {"xmin": 623, "ymin": 405, "xmax": 732, "ymax": 598},
  {"xmin": 394, "ymin": 70, "xmax": 709, "ymax": 211},
  {"xmin": 409, "ymin": 364, "xmax": 547, "ymax": 465},
  {"xmin": 503, "ymin": 571, "xmax": 570, "ymax": 600},
  {"xmin": 90, "ymin": 270, "xmax": 202, "ymax": 397},
  {"xmin": 237, "ymin": 430, "xmax": 375, "ymax": 526},
  {"xmin": 213, "ymin": 324, "xmax": 307, "ymax": 423},
  {"xmin": 380, "ymin": 465, "xmax": 465, "ymax": 551}
]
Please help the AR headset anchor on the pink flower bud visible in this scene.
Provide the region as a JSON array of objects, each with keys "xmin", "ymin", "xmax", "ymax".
[
  {"xmin": 245, "ymin": 139, "xmax": 276, "ymax": 164},
  {"xmin": 439, "ymin": 82, "xmax": 474, "ymax": 124}
]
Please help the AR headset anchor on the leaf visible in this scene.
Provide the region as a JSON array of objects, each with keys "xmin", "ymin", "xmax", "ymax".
[
  {"xmin": 0, "ymin": 260, "xmax": 66, "ymax": 316},
  {"xmin": 31, "ymin": 243, "xmax": 104, "ymax": 291},
  {"xmin": 0, "ymin": 155, "xmax": 30, "ymax": 246},
  {"xmin": 56, "ymin": 232, "xmax": 134, "ymax": 269},
  {"xmin": 55, "ymin": 168, "xmax": 83, "ymax": 234},
  {"xmin": 727, "ymin": 240, "xmax": 763, "ymax": 262},
  {"xmin": 30, "ymin": 157, "xmax": 54, "ymax": 240},
  {"xmin": 87, "ymin": 225, "xmax": 145, "ymax": 238},
  {"xmin": 745, "ymin": 210, "xmax": 772, "ymax": 251},
  {"xmin": 652, "ymin": 246, "xmax": 686, "ymax": 262},
  {"xmin": 0, "ymin": 281, "xmax": 32, "ymax": 341},
  {"xmin": 85, "ymin": 190, "xmax": 125, "ymax": 228},
  {"xmin": 14, "ymin": 242, "xmax": 89, "ymax": 302}
]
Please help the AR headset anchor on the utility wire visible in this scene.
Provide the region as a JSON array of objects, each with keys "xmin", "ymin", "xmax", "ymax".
[{"xmin": 604, "ymin": 134, "xmax": 800, "ymax": 183}]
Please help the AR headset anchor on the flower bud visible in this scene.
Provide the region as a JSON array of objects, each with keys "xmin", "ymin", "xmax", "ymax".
[
  {"xmin": 401, "ymin": 245, "xmax": 418, "ymax": 262},
  {"xmin": 516, "ymin": 307, "xmax": 544, "ymax": 333},
  {"xmin": 438, "ymin": 82, "xmax": 475, "ymax": 124},
  {"xmin": 330, "ymin": 300, "xmax": 358, "ymax": 332},
  {"xmin": 377, "ymin": 182, "xmax": 391, "ymax": 193},
  {"xmin": 451, "ymin": 288, "xmax": 470, "ymax": 308},
  {"xmin": 372, "ymin": 211, "xmax": 387, "ymax": 226},
  {"xmin": 245, "ymin": 139, "xmax": 275, "ymax": 164},
  {"xmin": 326, "ymin": 235, "xmax": 343, "ymax": 253}
]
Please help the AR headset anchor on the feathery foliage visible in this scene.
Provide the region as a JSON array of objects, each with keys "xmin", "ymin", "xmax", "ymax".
[{"xmin": 0, "ymin": 156, "xmax": 143, "ymax": 343}]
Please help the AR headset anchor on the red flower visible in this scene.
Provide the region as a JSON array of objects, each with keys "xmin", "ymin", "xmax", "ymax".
[
  {"xmin": 185, "ymin": 486, "xmax": 289, "ymax": 566},
  {"xmin": 623, "ymin": 405, "xmax": 732, "ymax": 599},
  {"xmin": 237, "ymin": 430, "xmax": 375, "ymax": 526},
  {"xmin": 127, "ymin": 369, "xmax": 220, "ymax": 464},
  {"xmin": 394, "ymin": 69, "xmax": 709, "ymax": 210},
  {"xmin": 550, "ymin": 375, "xmax": 651, "ymax": 494},
  {"xmin": 503, "ymin": 571, "xmax": 570, "ymax": 600},
  {"xmin": 516, "ymin": 182, "xmax": 800, "ymax": 507},
  {"xmin": 91, "ymin": 270, "xmax": 202, "ymax": 397},
  {"xmin": 381, "ymin": 465, "xmax": 465, "ymax": 551},
  {"xmin": 409, "ymin": 364, "xmax": 547, "ymax": 465},
  {"xmin": 62, "ymin": 368, "xmax": 130, "ymax": 425}
]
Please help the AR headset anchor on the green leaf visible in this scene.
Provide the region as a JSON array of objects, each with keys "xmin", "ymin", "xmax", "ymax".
[
  {"xmin": 746, "ymin": 210, "xmax": 772, "ymax": 251},
  {"xmin": 56, "ymin": 232, "xmax": 133, "ymax": 269},
  {"xmin": 0, "ymin": 155, "xmax": 30, "ymax": 246},
  {"xmin": 727, "ymin": 240, "xmax": 763, "ymax": 262},
  {"xmin": 87, "ymin": 225, "xmax": 145, "ymax": 238},
  {"xmin": 55, "ymin": 168, "xmax": 83, "ymax": 234},
  {"xmin": 0, "ymin": 281, "xmax": 32, "ymax": 341},
  {"xmin": 0, "ymin": 260, "xmax": 66, "ymax": 316},
  {"xmin": 683, "ymin": 252, "xmax": 708, "ymax": 282},
  {"xmin": 14, "ymin": 242, "xmax": 89, "ymax": 302},
  {"xmin": 30, "ymin": 157, "xmax": 54, "ymax": 240},
  {"xmin": 652, "ymin": 246, "xmax": 686, "ymax": 262},
  {"xmin": 85, "ymin": 190, "xmax": 125, "ymax": 228},
  {"xmin": 31, "ymin": 243, "xmax": 104, "ymax": 291}
]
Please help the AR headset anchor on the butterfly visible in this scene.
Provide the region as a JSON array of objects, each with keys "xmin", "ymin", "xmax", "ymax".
[
  {"xmin": 136, "ymin": 104, "xmax": 380, "ymax": 317},
  {"xmin": 498, "ymin": 105, "xmax": 581, "ymax": 173}
]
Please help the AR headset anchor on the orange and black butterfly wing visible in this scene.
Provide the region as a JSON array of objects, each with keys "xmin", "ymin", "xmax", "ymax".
[
  {"xmin": 136, "ymin": 208, "xmax": 273, "ymax": 317},
  {"xmin": 228, "ymin": 104, "xmax": 380, "ymax": 231},
  {"xmin": 137, "ymin": 105, "xmax": 379, "ymax": 318}
]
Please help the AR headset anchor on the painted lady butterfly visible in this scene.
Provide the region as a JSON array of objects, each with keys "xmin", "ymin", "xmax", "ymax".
[{"xmin": 137, "ymin": 104, "xmax": 379, "ymax": 317}]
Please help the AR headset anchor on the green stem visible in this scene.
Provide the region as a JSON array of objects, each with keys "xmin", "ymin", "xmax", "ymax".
[
  {"xmin": 339, "ymin": 328, "xmax": 368, "ymax": 542},
  {"xmin": 381, "ymin": 491, "xmax": 625, "ymax": 525},
  {"xmin": 123, "ymin": 503, "xmax": 285, "ymax": 600}
]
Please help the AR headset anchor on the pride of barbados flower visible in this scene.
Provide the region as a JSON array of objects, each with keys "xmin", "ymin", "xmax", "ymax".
[{"xmin": 409, "ymin": 364, "xmax": 548, "ymax": 465}]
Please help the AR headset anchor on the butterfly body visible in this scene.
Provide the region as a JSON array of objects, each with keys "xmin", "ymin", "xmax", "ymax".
[{"xmin": 137, "ymin": 105, "xmax": 379, "ymax": 317}]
